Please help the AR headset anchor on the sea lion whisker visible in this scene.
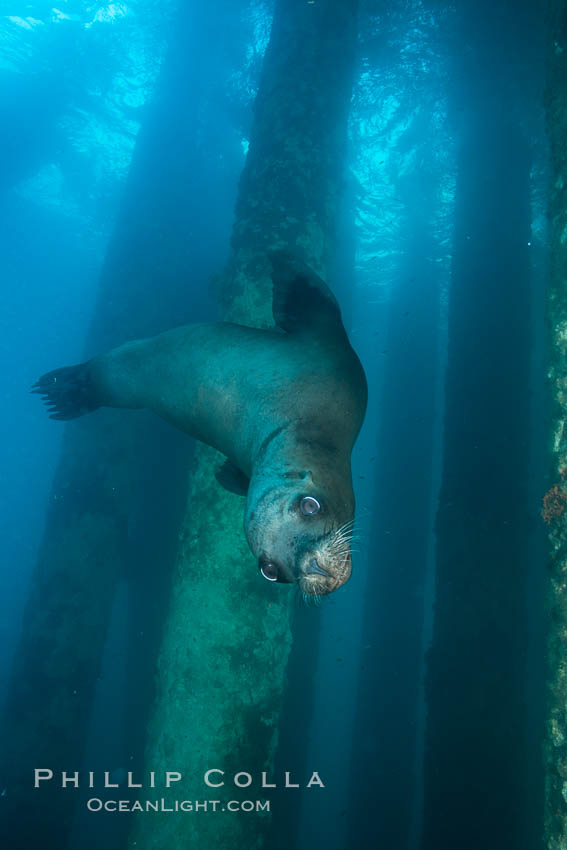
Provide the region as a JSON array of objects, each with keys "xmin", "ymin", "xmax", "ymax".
[
  {"xmin": 345, "ymin": 520, "xmax": 360, "ymax": 533},
  {"xmin": 334, "ymin": 531, "xmax": 357, "ymax": 541},
  {"xmin": 335, "ymin": 520, "xmax": 356, "ymax": 535},
  {"xmin": 337, "ymin": 534, "xmax": 362, "ymax": 543},
  {"xmin": 332, "ymin": 531, "xmax": 352, "ymax": 543},
  {"xmin": 335, "ymin": 537, "xmax": 360, "ymax": 546},
  {"xmin": 295, "ymin": 583, "xmax": 325, "ymax": 606},
  {"xmin": 329, "ymin": 538, "xmax": 352, "ymax": 550},
  {"xmin": 327, "ymin": 539, "xmax": 350, "ymax": 549},
  {"xmin": 334, "ymin": 521, "xmax": 358, "ymax": 535},
  {"xmin": 329, "ymin": 548, "xmax": 353, "ymax": 559},
  {"xmin": 338, "ymin": 531, "xmax": 361, "ymax": 543},
  {"xmin": 327, "ymin": 536, "xmax": 349, "ymax": 548},
  {"xmin": 331, "ymin": 534, "xmax": 358, "ymax": 548}
]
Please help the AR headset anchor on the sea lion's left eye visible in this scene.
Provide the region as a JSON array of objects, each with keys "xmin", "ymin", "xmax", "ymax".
[
  {"xmin": 300, "ymin": 496, "xmax": 321, "ymax": 515},
  {"xmin": 260, "ymin": 562, "xmax": 279, "ymax": 581}
]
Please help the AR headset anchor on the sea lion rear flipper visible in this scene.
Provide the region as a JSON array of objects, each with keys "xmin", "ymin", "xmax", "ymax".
[
  {"xmin": 31, "ymin": 361, "xmax": 100, "ymax": 420},
  {"xmin": 215, "ymin": 460, "xmax": 250, "ymax": 496},
  {"xmin": 269, "ymin": 251, "xmax": 345, "ymax": 335}
]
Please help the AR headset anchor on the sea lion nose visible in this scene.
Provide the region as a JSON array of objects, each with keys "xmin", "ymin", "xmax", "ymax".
[{"xmin": 305, "ymin": 558, "xmax": 330, "ymax": 577}]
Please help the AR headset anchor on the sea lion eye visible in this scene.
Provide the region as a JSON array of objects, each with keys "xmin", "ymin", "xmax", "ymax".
[
  {"xmin": 259, "ymin": 562, "xmax": 278, "ymax": 582},
  {"xmin": 300, "ymin": 496, "xmax": 321, "ymax": 515}
]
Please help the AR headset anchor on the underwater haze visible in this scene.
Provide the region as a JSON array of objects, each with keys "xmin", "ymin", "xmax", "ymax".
[{"xmin": 0, "ymin": 1, "xmax": 552, "ymax": 850}]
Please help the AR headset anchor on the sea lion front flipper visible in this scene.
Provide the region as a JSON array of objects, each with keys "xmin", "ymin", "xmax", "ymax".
[
  {"xmin": 269, "ymin": 251, "xmax": 345, "ymax": 335},
  {"xmin": 31, "ymin": 361, "xmax": 100, "ymax": 420},
  {"xmin": 215, "ymin": 460, "xmax": 250, "ymax": 496}
]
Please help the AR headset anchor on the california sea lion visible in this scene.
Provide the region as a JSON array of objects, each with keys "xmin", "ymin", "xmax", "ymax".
[{"xmin": 33, "ymin": 253, "xmax": 367, "ymax": 596}]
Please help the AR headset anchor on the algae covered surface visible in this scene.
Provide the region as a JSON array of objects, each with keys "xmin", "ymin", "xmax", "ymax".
[
  {"xmin": 129, "ymin": 2, "xmax": 359, "ymax": 847},
  {"xmin": 129, "ymin": 444, "xmax": 294, "ymax": 850},
  {"xmin": 546, "ymin": 2, "xmax": 567, "ymax": 847}
]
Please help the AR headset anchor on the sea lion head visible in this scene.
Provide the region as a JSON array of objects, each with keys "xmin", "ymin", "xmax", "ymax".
[{"xmin": 244, "ymin": 466, "xmax": 355, "ymax": 597}]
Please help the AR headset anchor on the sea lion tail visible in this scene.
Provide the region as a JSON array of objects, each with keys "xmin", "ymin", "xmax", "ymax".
[{"xmin": 31, "ymin": 361, "xmax": 100, "ymax": 420}]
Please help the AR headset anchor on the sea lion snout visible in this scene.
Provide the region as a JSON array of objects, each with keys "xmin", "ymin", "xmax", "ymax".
[
  {"xmin": 305, "ymin": 558, "xmax": 330, "ymax": 577},
  {"xmin": 256, "ymin": 546, "xmax": 352, "ymax": 596},
  {"xmin": 297, "ymin": 547, "xmax": 353, "ymax": 596}
]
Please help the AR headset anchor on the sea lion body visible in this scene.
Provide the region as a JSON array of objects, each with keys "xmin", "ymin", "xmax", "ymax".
[
  {"xmin": 34, "ymin": 255, "xmax": 367, "ymax": 596},
  {"xmin": 93, "ymin": 321, "xmax": 364, "ymax": 478}
]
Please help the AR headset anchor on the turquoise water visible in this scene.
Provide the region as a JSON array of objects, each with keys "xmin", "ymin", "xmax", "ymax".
[{"xmin": 0, "ymin": 2, "xmax": 548, "ymax": 849}]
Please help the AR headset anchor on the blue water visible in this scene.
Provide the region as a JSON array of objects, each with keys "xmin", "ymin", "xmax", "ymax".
[{"xmin": 0, "ymin": 1, "xmax": 548, "ymax": 849}]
